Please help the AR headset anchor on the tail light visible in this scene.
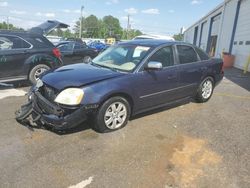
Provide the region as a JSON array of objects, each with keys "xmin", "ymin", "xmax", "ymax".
[{"xmin": 52, "ymin": 48, "xmax": 61, "ymax": 58}]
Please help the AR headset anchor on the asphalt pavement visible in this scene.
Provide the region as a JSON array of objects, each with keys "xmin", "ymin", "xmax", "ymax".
[{"xmin": 0, "ymin": 68, "xmax": 249, "ymax": 188}]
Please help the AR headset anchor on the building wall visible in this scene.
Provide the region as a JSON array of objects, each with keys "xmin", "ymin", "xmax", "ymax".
[
  {"xmin": 232, "ymin": 0, "xmax": 250, "ymax": 71},
  {"xmin": 184, "ymin": 0, "xmax": 250, "ymax": 71},
  {"xmin": 184, "ymin": 5, "xmax": 223, "ymax": 54},
  {"xmin": 216, "ymin": 0, "xmax": 238, "ymax": 55}
]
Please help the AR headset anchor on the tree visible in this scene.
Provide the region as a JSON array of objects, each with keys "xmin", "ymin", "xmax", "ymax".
[
  {"xmin": 83, "ymin": 15, "xmax": 99, "ymax": 38},
  {"xmin": 103, "ymin": 15, "xmax": 123, "ymax": 38},
  {"xmin": 0, "ymin": 22, "xmax": 24, "ymax": 30},
  {"xmin": 73, "ymin": 14, "xmax": 142, "ymax": 40},
  {"xmin": 173, "ymin": 33, "xmax": 184, "ymax": 41},
  {"xmin": 123, "ymin": 29, "xmax": 143, "ymax": 40}
]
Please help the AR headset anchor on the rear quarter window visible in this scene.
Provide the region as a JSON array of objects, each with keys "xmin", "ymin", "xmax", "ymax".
[
  {"xmin": 0, "ymin": 35, "xmax": 31, "ymax": 50},
  {"xmin": 195, "ymin": 47, "xmax": 210, "ymax": 61}
]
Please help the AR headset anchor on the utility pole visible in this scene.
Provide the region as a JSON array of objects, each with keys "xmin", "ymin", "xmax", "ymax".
[
  {"xmin": 127, "ymin": 14, "xmax": 130, "ymax": 39},
  {"xmin": 79, "ymin": 5, "xmax": 84, "ymax": 38},
  {"xmin": 7, "ymin": 16, "xmax": 9, "ymax": 30}
]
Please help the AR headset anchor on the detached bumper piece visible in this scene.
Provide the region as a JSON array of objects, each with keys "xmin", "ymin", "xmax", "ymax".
[{"xmin": 16, "ymin": 91, "xmax": 98, "ymax": 131}]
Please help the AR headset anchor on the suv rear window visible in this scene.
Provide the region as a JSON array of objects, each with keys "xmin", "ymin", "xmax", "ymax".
[{"xmin": 0, "ymin": 35, "xmax": 31, "ymax": 50}]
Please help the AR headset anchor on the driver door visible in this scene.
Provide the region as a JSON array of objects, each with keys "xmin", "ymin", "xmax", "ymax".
[{"xmin": 134, "ymin": 46, "xmax": 181, "ymax": 111}]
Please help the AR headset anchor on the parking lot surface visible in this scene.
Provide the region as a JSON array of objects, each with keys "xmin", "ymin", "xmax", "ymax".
[{"xmin": 0, "ymin": 68, "xmax": 249, "ymax": 188}]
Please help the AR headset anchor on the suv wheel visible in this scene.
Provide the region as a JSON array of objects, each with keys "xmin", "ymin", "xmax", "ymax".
[
  {"xmin": 93, "ymin": 97, "xmax": 131, "ymax": 133},
  {"xmin": 196, "ymin": 77, "xmax": 214, "ymax": 103},
  {"xmin": 29, "ymin": 64, "xmax": 50, "ymax": 84}
]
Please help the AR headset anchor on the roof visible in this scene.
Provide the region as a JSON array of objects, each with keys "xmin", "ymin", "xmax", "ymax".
[
  {"xmin": 0, "ymin": 30, "xmax": 40, "ymax": 37},
  {"xmin": 118, "ymin": 39, "xmax": 187, "ymax": 47}
]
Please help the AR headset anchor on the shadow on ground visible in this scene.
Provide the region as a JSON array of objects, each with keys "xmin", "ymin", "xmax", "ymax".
[
  {"xmin": 224, "ymin": 67, "xmax": 250, "ymax": 91},
  {"xmin": 17, "ymin": 98, "xmax": 192, "ymax": 135}
]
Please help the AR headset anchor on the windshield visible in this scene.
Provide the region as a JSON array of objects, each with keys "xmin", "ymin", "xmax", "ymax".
[{"xmin": 92, "ymin": 45, "xmax": 151, "ymax": 72}]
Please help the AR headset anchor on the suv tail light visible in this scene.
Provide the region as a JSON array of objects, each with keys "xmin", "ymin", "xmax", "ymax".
[{"xmin": 52, "ymin": 48, "xmax": 61, "ymax": 58}]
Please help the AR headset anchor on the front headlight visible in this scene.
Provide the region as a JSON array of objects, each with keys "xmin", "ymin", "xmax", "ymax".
[{"xmin": 54, "ymin": 88, "xmax": 84, "ymax": 105}]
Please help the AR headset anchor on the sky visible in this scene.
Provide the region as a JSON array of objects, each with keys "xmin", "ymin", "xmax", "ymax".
[{"xmin": 0, "ymin": 0, "xmax": 223, "ymax": 36}]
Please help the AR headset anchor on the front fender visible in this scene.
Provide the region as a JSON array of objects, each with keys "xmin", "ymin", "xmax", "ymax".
[{"xmin": 81, "ymin": 75, "xmax": 137, "ymax": 108}]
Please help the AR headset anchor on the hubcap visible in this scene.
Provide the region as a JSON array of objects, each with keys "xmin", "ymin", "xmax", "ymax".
[
  {"xmin": 34, "ymin": 68, "xmax": 48, "ymax": 80},
  {"xmin": 201, "ymin": 80, "xmax": 213, "ymax": 99},
  {"xmin": 104, "ymin": 102, "xmax": 127, "ymax": 129}
]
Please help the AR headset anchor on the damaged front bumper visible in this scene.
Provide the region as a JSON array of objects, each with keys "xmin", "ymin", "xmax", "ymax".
[{"xmin": 16, "ymin": 90, "xmax": 98, "ymax": 131}]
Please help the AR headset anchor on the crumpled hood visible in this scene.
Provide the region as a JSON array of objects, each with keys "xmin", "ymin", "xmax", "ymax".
[{"xmin": 41, "ymin": 63, "xmax": 124, "ymax": 90}]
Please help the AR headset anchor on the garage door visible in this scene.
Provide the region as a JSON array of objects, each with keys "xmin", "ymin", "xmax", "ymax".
[{"xmin": 232, "ymin": 0, "xmax": 250, "ymax": 71}]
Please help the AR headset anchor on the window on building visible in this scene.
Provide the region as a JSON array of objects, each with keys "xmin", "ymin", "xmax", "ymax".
[{"xmin": 177, "ymin": 45, "xmax": 198, "ymax": 64}]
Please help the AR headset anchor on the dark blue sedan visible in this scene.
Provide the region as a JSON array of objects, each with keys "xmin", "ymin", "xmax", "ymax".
[{"xmin": 16, "ymin": 40, "xmax": 224, "ymax": 133}]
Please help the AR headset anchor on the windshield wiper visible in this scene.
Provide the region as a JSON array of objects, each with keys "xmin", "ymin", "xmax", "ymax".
[{"xmin": 90, "ymin": 62, "xmax": 119, "ymax": 72}]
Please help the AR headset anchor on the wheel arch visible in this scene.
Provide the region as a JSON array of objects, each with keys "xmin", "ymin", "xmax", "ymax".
[{"xmin": 100, "ymin": 92, "xmax": 134, "ymax": 115}]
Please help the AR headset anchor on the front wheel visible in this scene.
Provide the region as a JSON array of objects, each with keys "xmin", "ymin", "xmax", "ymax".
[
  {"xmin": 93, "ymin": 97, "xmax": 131, "ymax": 133},
  {"xmin": 196, "ymin": 77, "xmax": 214, "ymax": 103}
]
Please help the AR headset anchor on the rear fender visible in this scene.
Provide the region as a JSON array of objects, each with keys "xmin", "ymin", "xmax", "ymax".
[{"xmin": 22, "ymin": 54, "xmax": 60, "ymax": 75}]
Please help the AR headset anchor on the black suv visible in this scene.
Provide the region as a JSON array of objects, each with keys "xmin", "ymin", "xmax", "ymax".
[{"xmin": 0, "ymin": 20, "xmax": 68, "ymax": 84}]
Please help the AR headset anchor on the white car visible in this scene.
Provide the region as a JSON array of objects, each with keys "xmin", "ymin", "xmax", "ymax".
[{"xmin": 133, "ymin": 34, "xmax": 175, "ymax": 41}]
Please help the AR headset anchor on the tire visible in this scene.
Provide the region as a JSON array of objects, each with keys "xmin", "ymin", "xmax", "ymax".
[
  {"xmin": 196, "ymin": 77, "xmax": 214, "ymax": 103},
  {"xmin": 83, "ymin": 56, "xmax": 92, "ymax": 63},
  {"xmin": 29, "ymin": 64, "xmax": 50, "ymax": 84},
  {"xmin": 93, "ymin": 96, "xmax": 131, "ymax": 133}
]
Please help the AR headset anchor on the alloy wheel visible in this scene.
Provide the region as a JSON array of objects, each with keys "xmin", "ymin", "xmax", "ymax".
[
  {"xmin": 104, "ymin": 102, "xmax": 127, "ymax": 129},
  {"xmin": 201, "ymin": 80, "xmax": 213, "ymax": 99}
]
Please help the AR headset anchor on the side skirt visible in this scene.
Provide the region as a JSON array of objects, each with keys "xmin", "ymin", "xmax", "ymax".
[{"xmin": 132, "ymin": 96, "xmax": 192, "ymax": 116}]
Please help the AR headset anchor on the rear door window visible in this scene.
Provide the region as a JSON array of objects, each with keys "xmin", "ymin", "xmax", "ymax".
[
  {"xmin": 0, "ymin": 35, "xmax": 31, "ymax": 50},
  {"xmin": 149, "ymin": 46, "xmax": 174, "ymax": 67},
  {"xmin": 194, "ymin": 47, "xmax": 210, "ymax": 60},
  {"xmin": 177, "ymin": 45, "xmax": 198, "ymax": 64}
]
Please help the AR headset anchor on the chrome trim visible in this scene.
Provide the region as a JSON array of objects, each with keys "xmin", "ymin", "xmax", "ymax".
[{"xmin": 139, "ymin": 83, "xmax": 197, "ymax": 99}]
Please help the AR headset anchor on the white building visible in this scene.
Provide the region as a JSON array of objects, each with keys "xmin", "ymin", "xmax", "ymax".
[{"xmin": 184, "ymin": 0, "xmax": 250, "ymax": 71}]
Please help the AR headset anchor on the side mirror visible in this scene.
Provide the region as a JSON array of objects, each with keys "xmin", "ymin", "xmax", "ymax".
[{"xmin": 145, "ymin": 61, "xmax": 163, "ymax": 71}]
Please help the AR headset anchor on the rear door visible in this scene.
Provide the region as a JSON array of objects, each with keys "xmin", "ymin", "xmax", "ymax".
[
  {"xmin": 57, "ymin": 42, "xmax": 75, "ymax": 65},
  {"xmin": 175, "ymin": 45, "xmax": 206, "ymax": 97},
  {"xmin": 73, "ymin": 43, "xmax": 93, "ymax": 63},
  {"xmin": 0, "ymin": 34, "xmax": 32, "ymax": 80}
]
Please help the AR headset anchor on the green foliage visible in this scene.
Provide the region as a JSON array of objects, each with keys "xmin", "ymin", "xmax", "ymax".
[
  {"xmin": 173, "ymin": 33, "xmax": 184, "ymax": 41},
  {"xmin": 74, "ymin": 14, "xmax": 142, "ymax": 40},
  {"xmin": 0, "ymin": 22, "xmax": 24, "ymax": 30}
]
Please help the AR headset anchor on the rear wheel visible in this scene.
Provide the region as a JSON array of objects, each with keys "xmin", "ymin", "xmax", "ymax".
[
  {"xmin": 83, "ymin": 56, "xmax": 92, "ymax": 63},
  {"xmin": 196, "ymin": 77, "xmax": 214, "ymax": 103},
  {"xmin": 93, "ymin": 97, "xmax": 131, "ymax": 133},
  {"xmin": 29, "ymin": 64, "xmax": 50, "ymax": 84}
]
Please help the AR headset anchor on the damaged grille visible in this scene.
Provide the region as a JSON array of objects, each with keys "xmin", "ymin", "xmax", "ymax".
[{"xmin": 39, "ymin": 84, "xmax": 58, "ymax": 102}]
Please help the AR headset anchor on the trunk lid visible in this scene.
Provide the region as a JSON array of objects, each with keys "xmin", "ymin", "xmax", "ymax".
[{"xmin": 29, "ymin": 20, "xmax": 69, "ymax": 35}]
